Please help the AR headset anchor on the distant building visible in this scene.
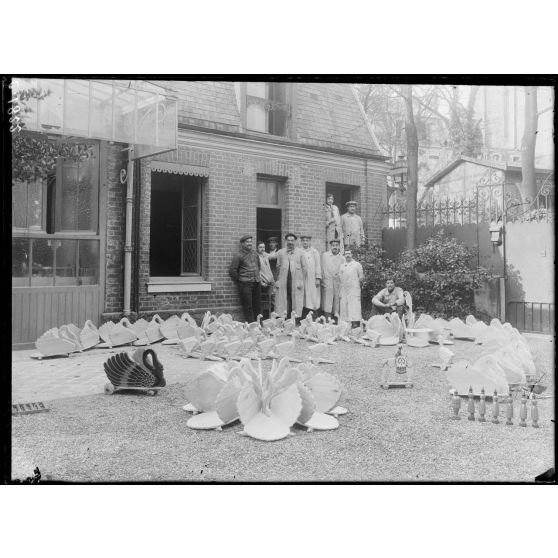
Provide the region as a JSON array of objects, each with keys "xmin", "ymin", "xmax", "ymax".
[{"xmin": 476, "ymin": 86, "xmax": 554, "ymax": 169}]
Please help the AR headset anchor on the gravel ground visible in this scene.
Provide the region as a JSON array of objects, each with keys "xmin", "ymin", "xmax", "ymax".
[{"xmin": 11, "ymin": 334, "xmax": 555, "ymax": 482}]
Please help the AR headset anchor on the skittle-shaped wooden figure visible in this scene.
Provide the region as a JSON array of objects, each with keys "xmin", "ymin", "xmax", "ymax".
[
  {"xmin": 467, "ymin": 385, "xmax": 475, "ymax": 421},
  {"xmin": 530, "ymin": 396, "xmax": 539, "ymax": 428},
  {"xmin": 519, "ymin": 392, "xmax": 527, "ymax": 427},
  {"xmin": 491, "ymin": 390, "xmax": 500, "ymax": 424},
  {"xmin": 451, "ymin": 389, "xmax": 461, "ymax": 420},
  {"xmin": 478, "ymin": 387, "xmax": 486, "ymax": 422},
  {"xmin": 506, "ymin": 391, "xmax": 514, "ymax": 425}
]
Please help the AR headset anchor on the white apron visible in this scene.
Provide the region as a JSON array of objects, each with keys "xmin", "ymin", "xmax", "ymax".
[{"xmin": 339, "ymin": 260, "xmax": 363, "ymax": 322}]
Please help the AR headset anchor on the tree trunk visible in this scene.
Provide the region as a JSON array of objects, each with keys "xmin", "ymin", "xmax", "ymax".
[
  {"xmin": 403, "ymin": 85, "xmax": 419, "ymax": 250},
  {"xmin": 463, "ymin": 85, "xmax": 480, "ymax": 156},
  {"xmin": 449, "ymin": 86, "xmax": 461, "ymax": 158},
  {"xmin": 521, "ymin": 86, "xmax": 538, "ymax": 201}
]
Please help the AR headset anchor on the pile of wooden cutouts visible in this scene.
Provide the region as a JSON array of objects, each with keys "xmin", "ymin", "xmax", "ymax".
[{"xmin": 183, "ymin": 357, "xmax": 347, "ymax": 441}]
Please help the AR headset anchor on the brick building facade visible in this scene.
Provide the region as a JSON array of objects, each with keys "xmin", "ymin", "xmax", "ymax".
[
  {"xmin": 102, "ymin": 81, "xmax": 389, "ymax": 322},
  {"xmin": 11, "ymin": 79, "xmax": 389, "ymax": 344}
]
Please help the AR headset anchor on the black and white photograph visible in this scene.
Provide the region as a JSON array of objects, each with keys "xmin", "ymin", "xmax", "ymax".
[
  {"xmin": 6, "ymin": 76, "xmax": 554, "ymax": 483},
  {"xmin": 2, "ymin": 4, "xmax": 556, "ymax": 556}
]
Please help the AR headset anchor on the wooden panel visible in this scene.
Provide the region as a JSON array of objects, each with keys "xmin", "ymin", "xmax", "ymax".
[{"xmin": 12, "ymin": 286, "xmax": 101, "ymax": 345}]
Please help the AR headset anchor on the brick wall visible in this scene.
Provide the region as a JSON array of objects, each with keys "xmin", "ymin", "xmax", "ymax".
[
  {"xmin": 103, "ymin": 142, "xmax": 127, "ymax": 315},
  {"xmin": 127, "ymin": 139, "xmax": 387, "ymax": 319}
]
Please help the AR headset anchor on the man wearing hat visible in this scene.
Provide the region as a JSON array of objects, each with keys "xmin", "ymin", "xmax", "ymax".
[
  {"xmin": 341, "ymin": 200, "xmax": 365, "ymax": 248},
  {"xmin": 321, "ymin": 238, "xmax": 345, "ymax": 322},
  {"xmin": 274, "ymin": 233, "xmax": 305, "ymax": 319},
  {"xmin": 229, "ymin": 234, "xmax": 262, "ymax": 323},
  {"xmin": 300, "ymin": 235, "xmax": 321, "ymax": 317},
  {"xmin": 325, "ymin": 193, "xmax": 344, "ymax": 252}
]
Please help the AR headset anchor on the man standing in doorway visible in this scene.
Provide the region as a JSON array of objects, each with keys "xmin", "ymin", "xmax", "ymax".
[
  {"xmin": 321, "ymin": 239, "xmax": 344, "ymax": 322},
  {"xmin": 274, "ymin": 233, "xmax": 305, "ymax": 320},
  {"xmin": 341, "ymin": 200, "xmax": 365, "ymax": 248},
  {"xmin": 257, "ymin": 241, "xmax": 275, "ymax": 288},
  {"xmin": 229, "ymin": 234, "xmax": 261, "ymax": 323},
  {"xmin": 300, "ymin": 235, "xmax": 321, "ymax": 318},
  {"xmin": 325, "ymin": 193, "xmax": 343, "ymax": 252},
  {"xmin": 339, "ymin": 248, "xmax": 364, "ymax": 328}
]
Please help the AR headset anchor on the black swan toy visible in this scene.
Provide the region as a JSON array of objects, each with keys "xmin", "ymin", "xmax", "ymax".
[{"xmin": 103, "ymin": 348, "xmax": 165, "ymax": 396}]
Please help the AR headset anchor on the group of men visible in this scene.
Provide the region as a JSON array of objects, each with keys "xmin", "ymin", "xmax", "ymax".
[
  {"xmin": 229, "ymin": 232, "xmax": 364, "ymax": 327},
  {"xmin": 228, "ymin": 194, "xmax": 406, "ymax": 327}
]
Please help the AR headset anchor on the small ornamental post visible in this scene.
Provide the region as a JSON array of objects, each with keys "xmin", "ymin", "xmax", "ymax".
[
  {"xmin": 467, "ymin": 386, "xmax": 475, "ymax": 421},
  {"xmin": 478, "ymin": 387, "xmax": 486, "ymax": 422},
  {"xmin": 491, "ymin": 390, "xmax": 500, "ymax": 424},
  {"xmin": 519, "ymin": 393, "xmax": 528, "ymax": 427},
  {"xmin": 395, "ymin": 345, "xmax": 405, "ymax": 374},
  {"xmin": 531, "ymin": 396, "xmax": 539, "ymax": 428},
  {"xmin": 451, "ymin": 390, "xmax": 461, "ymax": 420},
  {"xmin": 506, "ymin": 391, "xmax": 514, "ymax": 425}
]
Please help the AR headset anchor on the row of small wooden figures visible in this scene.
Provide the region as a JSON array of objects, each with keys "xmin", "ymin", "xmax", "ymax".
[{"xmin": 451, "ymin": 387, "xmax": 540, "ymax": 428}]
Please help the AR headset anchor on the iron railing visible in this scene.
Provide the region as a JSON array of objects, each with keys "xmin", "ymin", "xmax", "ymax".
[
  {"xmin": 507, "ymin": 301, "xmax": 555, "ymax": 334},
  {"xmin": 382, "ymin": 181, "xmax": 554, "ymax": 229}
]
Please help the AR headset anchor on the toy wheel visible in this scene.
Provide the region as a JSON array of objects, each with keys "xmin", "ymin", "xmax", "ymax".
[
  {"xmin": 146, "ymin": 389, "xmax": 156, "ymax": 396},
  {"xmin": 104, "ymin": 382, "xmax": 115, "ymax": 395}
]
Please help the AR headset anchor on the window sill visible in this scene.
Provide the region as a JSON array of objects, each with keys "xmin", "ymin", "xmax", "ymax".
[{"xmin": 147, "ymin": 277, "xmax": 212, "ymax": 293}]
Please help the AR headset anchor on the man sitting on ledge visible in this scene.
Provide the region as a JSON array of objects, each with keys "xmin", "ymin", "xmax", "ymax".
[{"xmin": 372, "ymin": 278, "xmax": 406, "ymax": 319}]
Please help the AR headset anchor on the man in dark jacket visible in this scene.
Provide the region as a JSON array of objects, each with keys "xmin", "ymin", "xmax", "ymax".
[{"xmin": 229, "ymin": 234, "xmax": 262, "ymax": 323}]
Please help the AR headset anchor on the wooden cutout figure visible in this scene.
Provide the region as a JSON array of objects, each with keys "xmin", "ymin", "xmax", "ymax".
[{"xmin": 381, "ymin": 344, "xmax": 413, "ymax": 389}]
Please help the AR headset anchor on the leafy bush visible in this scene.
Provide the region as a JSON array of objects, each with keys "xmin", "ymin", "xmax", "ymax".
[
  {"xmin": 354, "ymin": 230, "xmax": 495, "ymax": 319},
  {"xmin": 351, "ymin": 242, "xmax": 396, "ymax": 317}
]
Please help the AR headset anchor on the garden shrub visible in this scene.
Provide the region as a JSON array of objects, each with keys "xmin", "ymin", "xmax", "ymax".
[
  {"xmin": 351, "ymin": 242, "xmax": 396, "ymax": 317},
  {"xmin": 354, "ymin": 230, "xmax": 495, "ymax": 320}
]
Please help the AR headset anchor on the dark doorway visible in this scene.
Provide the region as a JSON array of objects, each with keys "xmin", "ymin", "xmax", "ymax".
[
  {"xmin": 150, "ymin": 173, "xmax": 182, "ymax": 276},
  {"xmin": 326, "ymin": 183, "xmax": 358, "ymax": 212},
  {"xmin": 257, "ymin": 207, "xmax": 282, "ymax": 247}
]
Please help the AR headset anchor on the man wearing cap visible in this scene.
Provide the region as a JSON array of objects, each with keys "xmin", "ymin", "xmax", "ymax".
[
  {"xmin": 321, "ymin": 239, "xmax": 344, "ymax": 322},
  {"xmin": 229, "ymin": 234, "xmax": 262, "ymax": 323},
  {"xmin": 300, "ymin": 235, "xmax": 321, "ymax": 317},
  {"xmin": 274, "ymin": 233, "xmax": 305, "ymax": 319},
  {"xmin": 325, "ymin": 193, "xmax": 343, "ymax": 252},
  {"xmin": 341, "ymin": 201, "xmax": 365, "ymax": 248}
]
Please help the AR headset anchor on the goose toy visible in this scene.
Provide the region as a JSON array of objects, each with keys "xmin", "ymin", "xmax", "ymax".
[
  {"xmin": 103, "ymin": 348, "xmax": 166, "ymax": 396},
  {"xmin": 33, "ymin": 325, "xmax": 82, "ymax": 358},
  {"xmin": 80, "ymin": 320, "xmax": 101, "ymax": 350},
  {"xmin": 431, "ymin": 335, "xmax": 455, "ymax": 370}
]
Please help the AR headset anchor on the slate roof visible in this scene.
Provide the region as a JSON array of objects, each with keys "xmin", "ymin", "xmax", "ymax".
[{"xmin": 153, "ymin": 80, "xmax": 382, "ymax": 157}]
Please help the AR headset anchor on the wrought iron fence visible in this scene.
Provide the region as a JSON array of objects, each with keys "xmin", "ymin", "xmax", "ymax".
[
  {"xmin": 505, "ymin": 173, "xmax": 555, "ymax": 223},
  {"xmin": 507, "ymin": 301, "xmax": 555, "ymax": 334},
  {"xmin": 382, "ymin": 181, "xmax": 554, "ymax": 229}
]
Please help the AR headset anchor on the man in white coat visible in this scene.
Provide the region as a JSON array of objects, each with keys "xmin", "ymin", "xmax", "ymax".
[
  {"xmin": 321, "ymin": 239, "xmax": 344, "ymax": 322},
  {"xmin": 300, "ymin": 235, "xmax": 321, "ymax": 318},
  {"xmin": 274, "ymin": 233, "xmax": 305, "ymax": 320},
  {"xmin": 339, "ymin": 248, "xmax": 364, "ymax": 328}
]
